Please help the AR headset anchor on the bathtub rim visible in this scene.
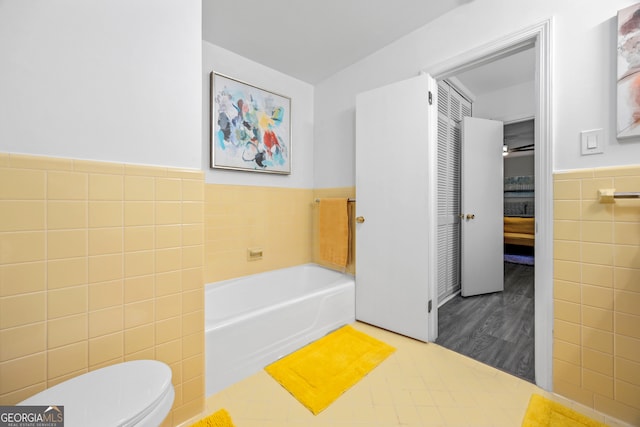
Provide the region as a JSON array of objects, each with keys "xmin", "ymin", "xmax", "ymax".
[
  {"xmin": 205, "ymin": 262, "xmax": 353, "ymax": 291},
  {"xmin": 204, "ymin": 263, "xmax": 356, "ymax": 396},
  {"xmin": 205, "ymin": 263, "xmax": 355, "ymax": 331}
]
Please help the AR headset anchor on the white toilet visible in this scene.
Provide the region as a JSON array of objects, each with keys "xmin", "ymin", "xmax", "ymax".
[{"xmin": 20, "ymin": 360, "xmax": 174, "ymax": 427}]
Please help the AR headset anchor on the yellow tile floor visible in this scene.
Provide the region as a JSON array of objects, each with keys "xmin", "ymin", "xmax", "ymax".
[{"xmin": 203, "ymin": 322, "xmax": 629, "ymax": 427}]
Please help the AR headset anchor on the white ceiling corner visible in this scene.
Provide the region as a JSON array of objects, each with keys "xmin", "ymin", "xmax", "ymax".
[
  {"xmin": 202, "ymin": 0, "xmax": 535, "ymax": 93},
  {"xmin": 202, "ymin": 0, "xmax": 469, "ymax": 84}
]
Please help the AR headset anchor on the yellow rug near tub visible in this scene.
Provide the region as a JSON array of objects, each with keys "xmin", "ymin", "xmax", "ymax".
[
  {"xmin": 189, "ymin": 408, "xmax": 235, "ymax": 427},
  {"xmin": 521, "ymin": 394, "xmax": 609, "ymax": 427},
  {"xmin": 265, "ymin": 324, "xmax": 395, "ymax": 415}
]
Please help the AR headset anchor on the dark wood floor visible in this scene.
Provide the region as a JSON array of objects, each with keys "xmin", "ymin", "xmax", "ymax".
[{"xmin": 436, "ymin": 262, "xmax": 535, "ymax": 382}]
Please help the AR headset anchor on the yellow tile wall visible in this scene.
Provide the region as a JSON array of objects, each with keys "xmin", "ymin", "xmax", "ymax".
[
  {"xmin": 312, "ymin": 187, "xmax": 356, "ymax": 275},
  {"xmin": 204, "ymin": 184, "xmax": 314, "ymax": 283},
  {"xmin": 553, "ymin": 165, "xmax": 640, "ymax": 425},
  {"xmin": 0, "ymin": 153, "xmax": 205, "ymax": 427}
]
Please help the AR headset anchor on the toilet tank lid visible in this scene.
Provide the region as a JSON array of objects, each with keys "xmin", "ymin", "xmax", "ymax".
[{"xmin": 19, "ymin": 360, "xmax": 173, "ymax": 427}]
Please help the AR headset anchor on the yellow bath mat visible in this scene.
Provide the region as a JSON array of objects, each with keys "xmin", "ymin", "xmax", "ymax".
[
  {"xmin": 522, "ymin": 394, "xmax": 609, "ymax": 427},
  {"xmin": 265, "ymin": 324, "xmax": 395, "ymax": 415},
  {"xmin": 189, "ymin": 408, "xmax": 235, "ymax": 427}
]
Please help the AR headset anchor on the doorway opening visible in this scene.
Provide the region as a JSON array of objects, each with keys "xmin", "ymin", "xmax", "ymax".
[
  {"xmin": 435, "ymin": 97, "xmax": 536, "ymax": 382},
  {"xmin": 434, "ymin": 50, "xmax": 536, "ymax": 379},
  {"xmin": 427, "ymin": 20, "xmax": 552, "ymax": 389}
]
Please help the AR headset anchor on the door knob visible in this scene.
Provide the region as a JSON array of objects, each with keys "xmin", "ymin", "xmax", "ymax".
[
  {"xmin": 466, "ymin": 214, "xmax": 475, "ymax": 220},
  {"xmin": 356, "ymin": 216, "xmax": 365, "ymax": 223}
]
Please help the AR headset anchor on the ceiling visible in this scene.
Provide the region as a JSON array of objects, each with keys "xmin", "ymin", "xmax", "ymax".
[
  {"xmin": 453, "ymin": 48, "xmax": 536, "ymax": 96},
  {"xmin": 202, "ymin": 0, "xmax": 471, "ymax": 84},
  {"xmin": 202, "ymin": 0, "xmax": 535, "ymax": 93}
]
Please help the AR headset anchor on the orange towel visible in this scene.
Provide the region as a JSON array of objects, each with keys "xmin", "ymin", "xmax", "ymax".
[{"xmin": 319, "ymin": 198, "xmax": 349, "ymax": 267}]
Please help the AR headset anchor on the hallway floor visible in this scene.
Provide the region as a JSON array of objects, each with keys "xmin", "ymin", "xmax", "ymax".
[
  {"xmin": 202, "ymin": 322, "xmax": 626, "ymax": 427},
  {"xmin": 436, "ymin": 262, "xmax": 535, "ymax": 382}
]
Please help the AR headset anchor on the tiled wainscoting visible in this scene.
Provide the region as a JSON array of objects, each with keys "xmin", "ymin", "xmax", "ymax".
[
  {"xmin": 0, "ymin": 153, "xmax": 205, "ymax": 426},
  {"xmin": 202, "ymin": 185, "xmax": 357, "ymax": 283},
  {"xmin": 204, "ymin": 184, "xmax": 314, "ymax": 283},
  {"xmin": 553, "ymin": 165, "xmax": 640, "ymax": 424}
]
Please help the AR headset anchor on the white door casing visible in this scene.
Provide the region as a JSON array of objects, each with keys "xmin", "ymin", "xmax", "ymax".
[
  {"xmin": 355, "ymin": 73, "xmax": 438, "ymax": 342},
  {"xmin": 461, "ymin": 117, "xmax": 504, "ymax": 297}
]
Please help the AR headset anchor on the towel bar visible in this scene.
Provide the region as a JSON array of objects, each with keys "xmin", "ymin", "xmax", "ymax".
[
  {"xmin": 612, "ymin": 192, "xmax": 640, "ymax": 199},
  {"xmin": 314, "ymin": 198, "xmax": 356, "ymax": 203},
  {"xmin": 598, "ymin": 189, "xmax": 640, "ymax": 203}
]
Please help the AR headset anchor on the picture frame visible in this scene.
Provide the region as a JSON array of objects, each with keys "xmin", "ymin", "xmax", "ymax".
[
  {"xmin": 210, "ymin": 72, "xmax": 292, "ymax": 174},
  {"xmin": 617, "ymin": 3, "xmax": 640, "ymax": 139}
]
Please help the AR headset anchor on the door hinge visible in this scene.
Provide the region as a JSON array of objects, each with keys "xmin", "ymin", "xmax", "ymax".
[
  {"xmin": 427, "ymin": 300, "xmax": 433, "ymax": 313},
  {"xmin": 428, "ymin": 91, "xmax": 433, "ymax": 105}
]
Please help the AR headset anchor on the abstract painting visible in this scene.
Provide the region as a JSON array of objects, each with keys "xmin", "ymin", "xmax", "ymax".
[
  {"xmin": 211, "ymin": 72, "xmax": 291, "ymax": 174},
  {"xmin": 617, "ymin": 3, "xmax": 640, "ymax": 138}
]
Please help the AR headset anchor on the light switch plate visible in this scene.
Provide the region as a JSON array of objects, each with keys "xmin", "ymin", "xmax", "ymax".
[{"xmin": 581, "ymin": 129, "xmax": 604, "ymax": 155}]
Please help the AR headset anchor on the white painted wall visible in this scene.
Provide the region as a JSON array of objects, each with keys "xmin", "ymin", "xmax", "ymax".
[
  {"xmin": 202, "ymin": 42, "xmax": 315, "ymax": 188},
  {"xmin": 314, "ymin": 0, "xmax": 640, "ymax": 187},
  {"xmin": 0, "ymin": 0, "xmax": 202, "ymax": 169}
]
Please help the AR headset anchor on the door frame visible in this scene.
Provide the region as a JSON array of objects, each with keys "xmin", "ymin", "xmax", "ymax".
[{"xmin": 425, "ymin": 19, "xmax": 553, "ymax": 390}]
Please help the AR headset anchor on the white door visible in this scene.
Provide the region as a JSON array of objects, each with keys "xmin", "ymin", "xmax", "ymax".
[
  {"xmin": 461, "ymin": 117, "xmax": 504, "ymax": 296},
  {"xmin": 355, "ymin": 73, "xmax": 437, "ymax": 342}
]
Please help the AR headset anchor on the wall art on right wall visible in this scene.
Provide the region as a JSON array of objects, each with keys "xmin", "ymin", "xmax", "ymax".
[{"xmin": 617, "ymin": 2, "xmax": 640, "ymax": 138}]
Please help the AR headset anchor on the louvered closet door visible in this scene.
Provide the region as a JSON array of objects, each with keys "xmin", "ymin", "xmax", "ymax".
[{"xmin": 437, "ymin": 81, "xmax": 471, "ymax": 303}]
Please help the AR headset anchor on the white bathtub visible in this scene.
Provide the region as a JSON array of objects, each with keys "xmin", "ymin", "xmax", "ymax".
[{"xmin": 205, "ymin": 263, "xmax": 355, "ymax": 396}]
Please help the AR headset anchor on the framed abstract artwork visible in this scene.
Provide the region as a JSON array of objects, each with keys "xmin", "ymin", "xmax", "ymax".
[
  {"xmin": 210, "ymin": 72, "xmax": 291, "ymax": 174},
  {"xmin": 617, "ymin": 3, "xmax": 640, "ymax": 138}
]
